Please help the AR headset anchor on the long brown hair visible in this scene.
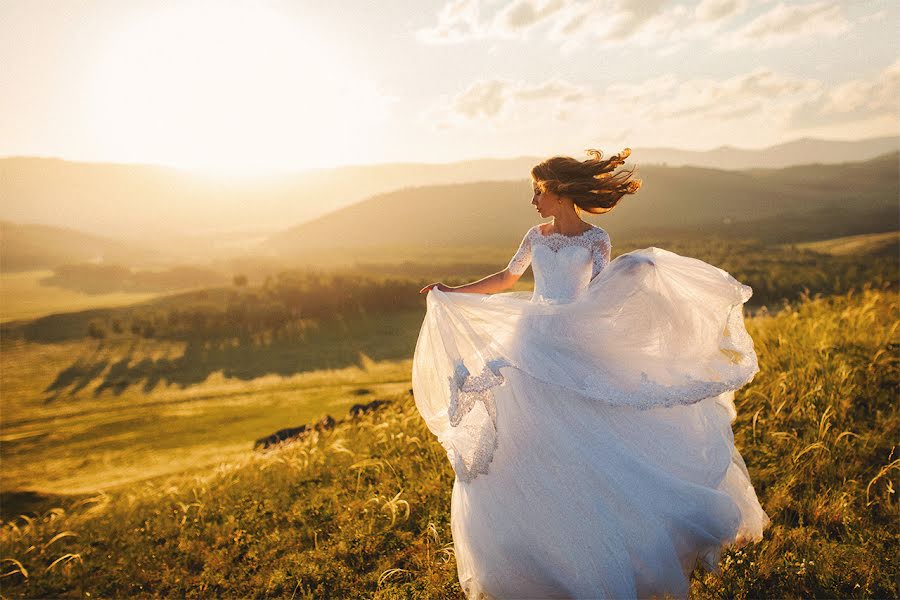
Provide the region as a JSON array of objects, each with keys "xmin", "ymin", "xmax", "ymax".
[{"xmin": 531, "ymin": 148, "xmax": 642, "ymax": 214}]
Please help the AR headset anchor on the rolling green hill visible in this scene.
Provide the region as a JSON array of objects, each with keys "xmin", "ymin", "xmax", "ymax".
[
  {"xmin": 263, "ymin": 152, "xmax": 900, "ymax": 256},
  {"xmin": 2, "ymin": 136, "xmax": 895, "ymax": 246},
  {"xmin": 0, "ymin": 286, "xmax": 896, "ymax": 598},
  {"xmin": 3, "ymin": 225, "xmax": 897, "ymax": 352},
  {"xmin": 0, "ymin": 221, "xmax": 161, "ymax": 271},
  {"xmin": 0, "ymin": 156, "xmax": 539, "ymax": 242},
  {"xmin": 785, "ymin": 231, "xmax": 900, "ymax": 256},
  {"xmin": 635, "ymin": 135, "xmax": 898, "ymax": 169}
]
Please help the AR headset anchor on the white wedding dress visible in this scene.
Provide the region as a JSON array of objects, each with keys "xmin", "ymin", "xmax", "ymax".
[{"xmin": 412, "ymin": 224, "xmax": 770, "ymax": 600}]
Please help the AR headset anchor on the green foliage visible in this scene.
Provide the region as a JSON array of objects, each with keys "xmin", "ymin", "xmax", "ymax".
[
  {"xmin": 349, "ymin": 233, "xmax": 899, "ymax": 313},
  {"xmin": 613, "ymin": 235, "xmax": 899, "ymax": 310},
  {"xmin": 2, "ymin": 272, "xmax": 433, "ymax": 344},
  {"xmin": 0, "ymin": 394, "xmax": 463, "ymax": 598},
  {"xmin": 40, "ymin": 263, "xmax": 229, "ymax": 295},
  {"xmin": 86, "ymin": 320, "xmax": 106, "ymax": 340},
  {"xmin": 1, "ymin": 287, "xmax": 897, "ymax": 598},
  {"xmin": 691, "ymin": 285, "xmax": 899, "ymax": 599},
  {"xmin": 266, "ymin": 152, "xmax": 899, "ymax": 257},
  {"xmin": 145, "ymin": 271, "xmax": 427, "ymax": 341},
  {"xmin": 4, "ymin": 232, "xmax": 897, "ymax": 345}
]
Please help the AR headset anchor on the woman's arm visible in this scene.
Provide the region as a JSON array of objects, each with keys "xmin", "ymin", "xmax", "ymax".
[
  {"xmin": 419, "ymin": 268, "xmax": 521, "ymax": 294},
  {"xmin": 419, "ymin": 228, "xmax": 534, "ymax": 295}
]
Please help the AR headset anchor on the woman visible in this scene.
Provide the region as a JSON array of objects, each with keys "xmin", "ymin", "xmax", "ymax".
[{"xmin": 412, "ymin": 148, "xmax": 770, "ymax": 599}]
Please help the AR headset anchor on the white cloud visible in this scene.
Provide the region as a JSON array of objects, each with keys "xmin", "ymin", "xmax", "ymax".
[
  {"xmin": 415, "ymin": 0, "xmax": 484, "ymax": 43},
  {"xmin": 418, "ymin": 0, "xmax": 678, "ymax": 49},
  {"xmin": 859, "ymin": 8, "xmax": 887, "ymax": 24},
  {"xmin": 593, "ymin": 0, "xmax": 669, "ymax": 42},
  {"xmin": 650, "ymin": 68, "xmax": 820, "ymax": 122},
  {"xmin": 783, "ymin": 57, "xmax": 898, "ymax": 127},
  {"xmin": 821, "ymin": 57, "xmax": 900, "ymax": 115},
  {"xmin": 431, "ymin": 68, "xmax": 823, "ymax": 131},
  {"xmin": 717, "ymin": 1, "xmax": 850, "ymax": 50},
  {"xmin": 423, "ymin": 63, "xmax": 898, "ymax": 151},
  {"xmin": 695, "ymin": 0, "xmax": 747, "ymax": 23},
  {"xmin": 494, "ymin": 0, "xmax": 568, "ymax": 35},
  {"xmin": 446, "ymin": 77, "xmax": 591, "ymax": 121},
  {"xmin": 604, "ymin": 74, "xmax": 679, "ymax": 106},
  {"xmin": 418, "ymin": 0, "xmax": 859, "ymax": 56},
  {"xmin": 454, "ymin": 79, "xmax": 510, "ymax": 118},
  {"xmin": 426, "ymin": 66, "xmax": 891, "ymax": 150}
]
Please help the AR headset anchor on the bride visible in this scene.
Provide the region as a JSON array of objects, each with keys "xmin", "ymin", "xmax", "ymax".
[{"xmin": 411, "ymin": 147, "xmax": 771, "ymax": 599}]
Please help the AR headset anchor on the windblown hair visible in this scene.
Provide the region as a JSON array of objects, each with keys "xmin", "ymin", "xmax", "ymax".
[{"xmin": 531, "ymin": 148, "xmax": 642, "ymax": 214}]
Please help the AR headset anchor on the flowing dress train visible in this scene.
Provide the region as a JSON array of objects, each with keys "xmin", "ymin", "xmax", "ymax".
[{"xmin": 412, "ymin": 225, "xmax": 770, "ymax": 599}]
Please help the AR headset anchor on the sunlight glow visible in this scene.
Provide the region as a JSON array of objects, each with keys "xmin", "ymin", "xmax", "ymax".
[{"xmin": 87, "ymin": 2, "xmax": 393, "ymax": 174}]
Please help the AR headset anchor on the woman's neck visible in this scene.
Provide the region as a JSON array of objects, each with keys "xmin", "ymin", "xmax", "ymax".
[{"xmin": 548, "ymin": 214, "xmax": 590, "ymax": 236}]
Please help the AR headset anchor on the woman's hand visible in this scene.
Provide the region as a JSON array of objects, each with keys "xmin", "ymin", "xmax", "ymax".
[
  {"xmin": 419, "ymin": 282, "xmax": 453, "ymax": 294},
  {"xmin": 420, "ymin": 269, "xmax": 515, "ymax": 295}
]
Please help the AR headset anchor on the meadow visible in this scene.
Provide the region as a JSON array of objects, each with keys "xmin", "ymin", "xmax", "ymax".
[
  {"xmin": 0, "ymin": 270, "xmax": 162, "ymax": 324},
  {"xmin": 0, "ymin": 231, "xmax": 897, "ymax": 598},
  {"xmin": 0, "ymin": 285, "xmax": 896, "ymax": 598},
  {"xmin": 0, "ymin": 308, "xmax": 423, "ymax": 496}
]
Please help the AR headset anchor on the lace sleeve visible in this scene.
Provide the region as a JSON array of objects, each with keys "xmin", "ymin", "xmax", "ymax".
[
  {"xmin": 506, "ymin": 227, "xmax": 534, "ymax": 275},
  {"xmin": 591, "ymin": 228, "xmax": 612, "ymax": 280}
]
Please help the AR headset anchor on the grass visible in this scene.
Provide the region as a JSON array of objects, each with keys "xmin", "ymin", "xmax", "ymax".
[
  {"xmin": 0, "ymin": 270, "xmax": 161, "ymax": 323},
  {"xmin": 786, "ymin": 230, "xmax": 900, "ymax": 256},
  {"xmin": 0, "ymin": 285, "xmax": 897, "ymax": 598},
  {"xmin": 0, "ymin": 317, "xmax": 420, "ymax": 494}
]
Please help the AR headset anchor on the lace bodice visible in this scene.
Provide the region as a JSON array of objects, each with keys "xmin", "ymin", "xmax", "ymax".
[{"xmin": 506, "ymin": 224, "xmax": 611, "ymax": 304}]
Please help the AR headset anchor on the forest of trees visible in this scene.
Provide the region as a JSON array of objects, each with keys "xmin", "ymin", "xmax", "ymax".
[
  {"xmin": 85, "ymin": 271, "xmax": 426, "ymax": 340},
  {"xmin": 40, "ymin": 263, "xmax": 229, "ymax": 294},
  {"xmin": 70, "ymin": 237, "xmax": 896, "ymax": 342}
]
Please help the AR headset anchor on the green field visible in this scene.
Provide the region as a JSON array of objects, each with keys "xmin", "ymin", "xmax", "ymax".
[
  {"xmin": 0, "ymin": 231, "xmax": 898, "ymax": 598},
  {"xmin": 0, "ymin": 270, "xmax": 162, "ymax": 324},
  {"xmin": 787, "ymin": 230, "xmax": 900, "ymax": 256},
  {"xmin": 1, "ymin": 308, "xmax": 423, "ymax": 495},
  {"xmin": 0, "ymin": 286, "xmax": 896, "ymax": 598}
]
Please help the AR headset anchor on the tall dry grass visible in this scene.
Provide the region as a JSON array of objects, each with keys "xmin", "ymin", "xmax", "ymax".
[{"xmin": 1, "ymin": 285, "xmax": 897, "ymax": 598}]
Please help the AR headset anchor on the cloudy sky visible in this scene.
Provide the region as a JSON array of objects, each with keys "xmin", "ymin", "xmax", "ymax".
[{"xmin": 1, "ymin": 0, "xmax": 897, "ymax": 171}]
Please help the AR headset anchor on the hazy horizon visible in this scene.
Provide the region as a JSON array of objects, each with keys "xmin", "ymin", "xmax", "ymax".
[
  {"xmin": 0, "ymin": 132, "xmax": 896, "ymax": 175},
  {"xmin": 2, "ymin": 1, "xmax": 897, "ymax": 174}
]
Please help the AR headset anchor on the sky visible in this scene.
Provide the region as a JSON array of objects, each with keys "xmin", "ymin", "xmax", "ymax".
[{"xmin": 0, "ymin": 0, "xmax": 897, "ymax": 172}]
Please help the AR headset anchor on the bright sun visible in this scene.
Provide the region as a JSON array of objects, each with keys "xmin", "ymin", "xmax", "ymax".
[{"xmin": 87, "ymin": 2, "xmax": 392, "ymax": 174}]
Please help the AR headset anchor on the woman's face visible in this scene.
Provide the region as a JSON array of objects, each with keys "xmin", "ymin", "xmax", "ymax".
[{"xmin": 531, "ymin": 181, "xmax": 557, "ymax": 218}]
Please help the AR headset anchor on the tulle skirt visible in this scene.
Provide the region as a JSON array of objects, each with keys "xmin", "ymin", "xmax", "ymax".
[{"xmin": 412, "ymin": 247, "xmax": 770, "ymax": 599}]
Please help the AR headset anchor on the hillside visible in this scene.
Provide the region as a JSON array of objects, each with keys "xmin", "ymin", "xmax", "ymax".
[
  {"xmin": 0, "ymin": 221, "xmax": 162, "ymax": 271},
  {"xmin": 262, "ymin": 152, "xmax": 900, "ymax": 256},
  {"xmin": 0, "ymin": 156, "xmax": 537, "ymax": 242},
  {"xmin": 0, "ymin": 287, "xmax": 896, "ymax": 598},
  {"xmin": 636, "ymin": 135, "xmax": 898, "ymax": 169},
  {"xmin": 1, "ymin": 136, "xmax": 895, "ymax": 243},
  {"xmin": 787, "ymin": 231, "xmax": 900, "ymax": 256}
]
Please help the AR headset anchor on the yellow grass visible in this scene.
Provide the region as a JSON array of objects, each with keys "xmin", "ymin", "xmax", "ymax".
[
  {"xmin": 0, "ymin": 270, "xmax": 160, "ymax": 323},
  {"xmin": 0, "ymin": 332, "xmax": 413, "ymax": 494},
  {"xmin": 785, "ymin": 230, "xmax": 899, "ymax": 256},
  {"xmin": 0, "ymin": 286, "xmax": 896, "ymax": 598}
]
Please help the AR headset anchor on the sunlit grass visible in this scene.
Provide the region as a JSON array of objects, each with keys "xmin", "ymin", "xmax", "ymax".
[
  {"xmin": 786, "ymin": 230, "xmax": 899, "ymax": 256},
  {"xmin": 0, "ymin": 286, "xmax": 896, "ymax": 598},
  {"xmin": 0, "ymin": 329, "xmax": 414, "ymax": 494},
  {"xmin": 0, "ymin": 270, "xmax": 161, "ymax": 323}
]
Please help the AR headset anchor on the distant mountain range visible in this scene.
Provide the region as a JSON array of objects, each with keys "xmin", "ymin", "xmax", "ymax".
[
  {"xmin": 3, "ymin": 150, "xmax": 897, "ymax": 272},
  {"xmin": 0, "ymin": 221, "xmax": 161, "ymax": 271},
  {"xmin": 262, "ymin": 151, "xmax": 900, "ymax": 256},
  {"xmin": 631, "ymin": 135, "xmax": 899, "ymax": 169},
  {"xmin": 1, "ymin": 135, "xmax": 896, "ymax": 243}
]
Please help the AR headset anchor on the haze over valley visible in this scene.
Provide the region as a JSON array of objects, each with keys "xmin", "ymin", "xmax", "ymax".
[{"xmin": 2, "ymin": 135, "xmax": 897, "ymax": 274}]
